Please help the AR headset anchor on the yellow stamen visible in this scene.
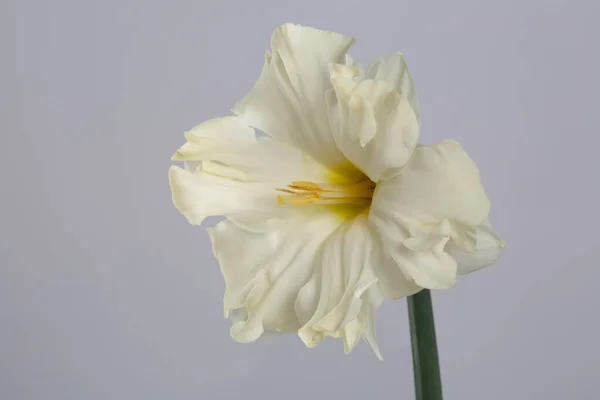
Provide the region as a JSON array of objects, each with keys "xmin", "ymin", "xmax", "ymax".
[{"xmin": 275, "ymin": 179, "xmax": 375, "ymax": 207}]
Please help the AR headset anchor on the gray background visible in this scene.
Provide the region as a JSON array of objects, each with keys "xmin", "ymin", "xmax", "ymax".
[{"xmin": 2, "ymin": 0, "xmax": 599, "ymax": 399}]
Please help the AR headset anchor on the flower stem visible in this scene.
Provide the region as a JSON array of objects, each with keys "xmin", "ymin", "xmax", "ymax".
[{"xmin": 407, "ymin": 289, "xmax": 443, "ymax": 400}]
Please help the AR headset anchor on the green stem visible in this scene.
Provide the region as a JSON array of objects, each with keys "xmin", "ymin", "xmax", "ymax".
[{"xmin": 407, "ymin": 289, "xmax": 443, "ymax": 400}]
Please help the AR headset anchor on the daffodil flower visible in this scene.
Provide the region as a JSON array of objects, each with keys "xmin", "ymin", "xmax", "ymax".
[{"xmin": 169, "ymin": 23, "xmax": 504, "ymax": 359}]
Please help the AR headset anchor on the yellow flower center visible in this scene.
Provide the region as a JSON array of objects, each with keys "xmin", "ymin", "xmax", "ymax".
[{"xmin": 275, "ymin": 179, "xmax": 375, "ymax": 207}]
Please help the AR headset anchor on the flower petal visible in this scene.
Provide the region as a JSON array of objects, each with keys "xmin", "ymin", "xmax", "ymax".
[
  {"xmin": 171, "ymin": 116, "xmax": 256, "ymax": 164},
  {"xmin": 208, "ymin": 209, "xmax": 345, "ymax": 342},
  {"xmin": 209, "ymin": 211, "xmax": 392, "ymax": 358},
  {"xmin": 297, "ymin": 213, "xmax": 385, "ymax": 358},
  {"xmin": 371, "ymin": 251, "xmax": 423, "ymax": 301},
  {"xmin": 169, "ymin": 116, "xmax": 330, "ymax": 227},
  {"xmin": 360, "ymin": 286, "xmax": 385, "ymax": 360},
  {"xmin": 366, "ymin": 52, "xmax": 420, "ymax": 123},
  {"xmin": 369, "ymin": 140, "xmax": 491, "ymax": 289},
  {"xmin": 169, "ymin": 165, "xmax": 278, "ymax": 226},
  {"xmin": 450, "ymin": 219, "xmax": 506, "ymax": 275},
  {"xmin": 395, "ymin": 220, "xmax": 458, "ymax": 289},
  {"xmin": 370, "ymin": 213, "xmax": 458, "ymax": 290},
  {"xmin": 378, "ymin": 140, "xmax": 490, "ymax": 227},
  {"xmin": 232, "ymin": 24, "xmax": 355, "ymax": 172},
  {"xmin": 326, "ymin": 63, "xmax": 420, "ymax": 182}
]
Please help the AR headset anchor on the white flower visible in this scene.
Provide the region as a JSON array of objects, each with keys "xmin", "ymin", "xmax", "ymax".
[{"xmin": 169, "ymin": 23, "xmax": 504, "ymax": 359}]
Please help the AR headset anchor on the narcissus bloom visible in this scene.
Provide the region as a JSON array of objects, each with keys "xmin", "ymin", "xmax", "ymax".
[{"xmin": 169, "ymin": 23, "xmax": 504, "ymax": 359}]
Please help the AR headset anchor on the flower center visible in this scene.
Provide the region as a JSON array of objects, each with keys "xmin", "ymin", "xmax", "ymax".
[{"xmin": 275, "ymin": 179, "xmax": 375, "ymax": 207}]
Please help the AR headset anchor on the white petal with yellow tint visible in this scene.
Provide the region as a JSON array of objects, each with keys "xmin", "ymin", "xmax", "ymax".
[
  {"xmin": 297, "ymin": 213, "xmax": 385, "ymax": 358},
  {"xmin": 169, "ymin": 115, "xmax": 334, "ymax": 227},
  {"xmin": 370, "ymin": 140, "xmax": 490, "ymax": 289},
  {"xmin": 208, "ymin": 211, "xmax": 390, "ymax": 358},
  {"xmin": 371, "ymin": 250, "xmax": 422, "ymax": 301},
  {"xmin": 172, "ymin": 116, "xmax": 331, "ymax": 186},
  {"xmin": 367, "ymin": 52, "xmax": 420, "ymax": 123},
  {"xmin": 395, "ymin": 220, "xmax": 458, "ymax": 289},
  {"xmin": 359, "ymin": 286, "xmax": 385, "ymax": 360},
  {"xmin": 232, "ymin": 24, "xmax": 355, "ymax": 172},
  {"xmin": 171, "ymin": 116, "xmax": 255, "ymax": 163},
  {"xmin": 208, "ymin": 209, "xmax": 345, "ymax": 343},
  {"xmin": 450, "ymin": 218, "xmax": 506, "ymax": 275},
  {"xmin": 208, "ymin": 219, "xmax": 281, "ymax": 317},
  {"xmin": 377, "ymin": 140, "xmax": 490, "ymax": 227},
  {"xmin": 327, "ymin": 63, "xmax": 420, "ymax": 182},
  {"xmin": 169, "ymin": 166, "xmax": 279, "ymax": 226}
]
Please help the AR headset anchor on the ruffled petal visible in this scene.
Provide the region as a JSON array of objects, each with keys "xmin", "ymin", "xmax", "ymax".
[
  {"xmin": 370, "ymin": 141, "xmax": 491, "ymax": 289},
  {"xmin": 450, "ymin": 219, "xmax": 506, "ymax": 275},
  {"xmin": 370, "ymin": 211, "xmax": 458, "ymax": 290},
  {"xmin": 394, "ymin": 220, "xmax": 458, "ymax": 289},
  {"xmin": 371, "ymin": 248, "xmax": 423, "ymax": 301},
  {"xmin": 232, "ymin": 24, "xmax": 355, "ymax": 173},
  {"xmin": 326, "ymin": 63, "xmax": 420, "ymax": 182},
  {"xmin": 297, "ymin": 213, "xmax": 385, "ymax": 358},
  {"xmin": 360, "ymin": 286, "xmax": 385, "ymax": 360},
  {"xmin": 376, "ymin": 140, "xmax": 490, "ymax": 227},
  {"xmin": 209, "ymin": 211, "xmax": 392, "ymax": 358},
  {"xmin": 208, "ymin": 209, "xmax": 345, "ymax": 342},
  {"xmin": 366, "ymin": 52, "xmax": 420, "ymax": 123}
]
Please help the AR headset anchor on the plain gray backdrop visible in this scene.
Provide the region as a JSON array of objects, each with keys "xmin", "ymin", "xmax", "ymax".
[{"xmin": 2, "ymin": 0, "xmax": 599, "ymax": 399}]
